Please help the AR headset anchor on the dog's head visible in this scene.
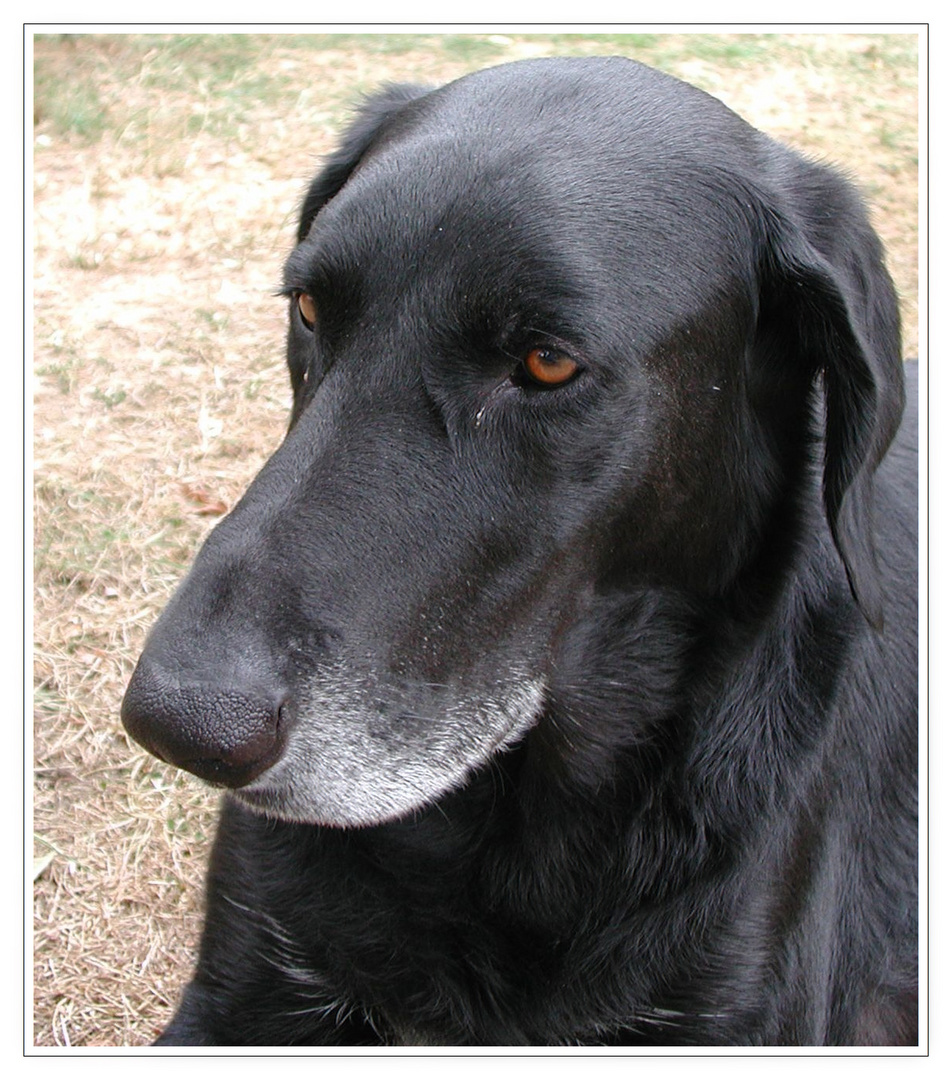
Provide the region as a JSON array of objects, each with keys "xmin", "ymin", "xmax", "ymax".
[{"xmin": 121, "ymin": 57, "xmax": 903, "ymax": 827}]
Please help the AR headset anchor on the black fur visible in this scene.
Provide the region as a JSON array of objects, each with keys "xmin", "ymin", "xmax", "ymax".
[{"xmin": 121, "ymin": 57, "xmax": 917, "ymax": 1046}]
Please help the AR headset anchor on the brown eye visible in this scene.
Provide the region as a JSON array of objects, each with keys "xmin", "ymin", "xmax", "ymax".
[
  {"xmin": 296, "ymin": 292, "xmax": 317, "ymax": 330},
  {"xmin": 522, "ymin": 347, "xmax": 579, "ymax": 387}
]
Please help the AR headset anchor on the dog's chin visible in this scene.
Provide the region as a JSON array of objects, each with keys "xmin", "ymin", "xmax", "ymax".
[
  {"xmin": 233, "ymin": 776, "xmax": 446, "ymax": 829},
  {"xmin": 231, "ymin": 672, "xmax": 548, "ymax": 829}
]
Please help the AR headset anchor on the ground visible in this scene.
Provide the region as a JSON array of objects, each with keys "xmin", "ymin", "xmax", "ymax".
[{"xmin": 30, "ymin": 31, "xmax": 919, "ymax": 1048}]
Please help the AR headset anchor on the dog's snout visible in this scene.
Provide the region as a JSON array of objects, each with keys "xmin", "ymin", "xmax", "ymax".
[{"xmin": 121, "ymin": 657, "xmax": 288, "ymax": 788}]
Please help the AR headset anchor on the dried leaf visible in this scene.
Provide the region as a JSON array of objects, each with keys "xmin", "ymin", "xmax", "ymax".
[{"xmin": 33, "ymin": 852, "xmax": 55, "ymax": 881}]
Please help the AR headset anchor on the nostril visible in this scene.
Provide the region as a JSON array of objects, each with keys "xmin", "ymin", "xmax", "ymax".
[
  {"xmin": 276, "ymin": 696, "xmax": 291, "ymax": 733},
  {"xmin": 121, "ymin": 658, "xmax": 289, "ymax": 788}
]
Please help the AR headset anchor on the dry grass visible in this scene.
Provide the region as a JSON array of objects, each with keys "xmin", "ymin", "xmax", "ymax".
[{"xmin": 31, "ymin": 31, "xmax": 919, "ymax": 1048}]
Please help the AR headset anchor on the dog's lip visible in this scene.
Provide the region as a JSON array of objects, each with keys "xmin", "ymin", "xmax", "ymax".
[
  {"xmin": 232, "ymin": 784, "xmax": 277, "ymax": 808},
  {"xmin": 229, "ymin": 674, "xmax": 548, "ymax": 827}
]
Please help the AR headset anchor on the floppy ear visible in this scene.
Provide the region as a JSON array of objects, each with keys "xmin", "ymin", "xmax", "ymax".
[
  {"xmin": 297, "ymin": 84, "xmax": 431, "ymax": 243},
  {"xmin": 759, "ymin": 176, "xmax": 905, "ymax": 630}
]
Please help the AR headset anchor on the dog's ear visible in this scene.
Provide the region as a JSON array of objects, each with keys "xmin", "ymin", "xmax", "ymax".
[
  {"xmin": 297, "ymin": 84, "xmax": 431, "ymax": 243},
  {"xmin": 758, "ymin": 172, "xmax": 905, "ymax": 630}
]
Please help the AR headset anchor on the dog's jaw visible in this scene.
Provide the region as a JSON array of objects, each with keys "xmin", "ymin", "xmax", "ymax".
[{"xmin": 234, "ymin": 665, "xmax": 547, "ymax": 827}]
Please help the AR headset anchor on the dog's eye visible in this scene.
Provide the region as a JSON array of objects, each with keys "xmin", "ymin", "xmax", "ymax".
[
  {"xmin": 295, "ymin": 292, "xmax": 317, "ymax": 331},
  {"xmin": 521, "ymin": 347, "xmax": 579, "ymax": 388}
]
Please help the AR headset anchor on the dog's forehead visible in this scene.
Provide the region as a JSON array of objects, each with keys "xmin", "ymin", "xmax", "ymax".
[
  {"xmin": 287, "ymin": 146, "xmax": 598, "ymax": 332},
  {"xmin": 288, "ymin": 59, "xmax": 771, "ymax": 339}
]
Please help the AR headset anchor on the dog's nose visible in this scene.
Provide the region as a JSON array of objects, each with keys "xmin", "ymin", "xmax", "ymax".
[{"xmin": 121, "ymin": 657, "xmax": 287, "ymax": 788}]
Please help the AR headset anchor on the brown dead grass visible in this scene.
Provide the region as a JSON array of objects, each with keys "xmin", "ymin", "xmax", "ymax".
[{"xmin": 31, "ymin": 31, "xmax": 919, "ymax": 1048}]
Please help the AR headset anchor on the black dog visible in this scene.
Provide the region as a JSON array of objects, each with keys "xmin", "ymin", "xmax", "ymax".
[{"xmin": 121, "ymin": 56, "xmax": 918, "ymax": 1046}]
